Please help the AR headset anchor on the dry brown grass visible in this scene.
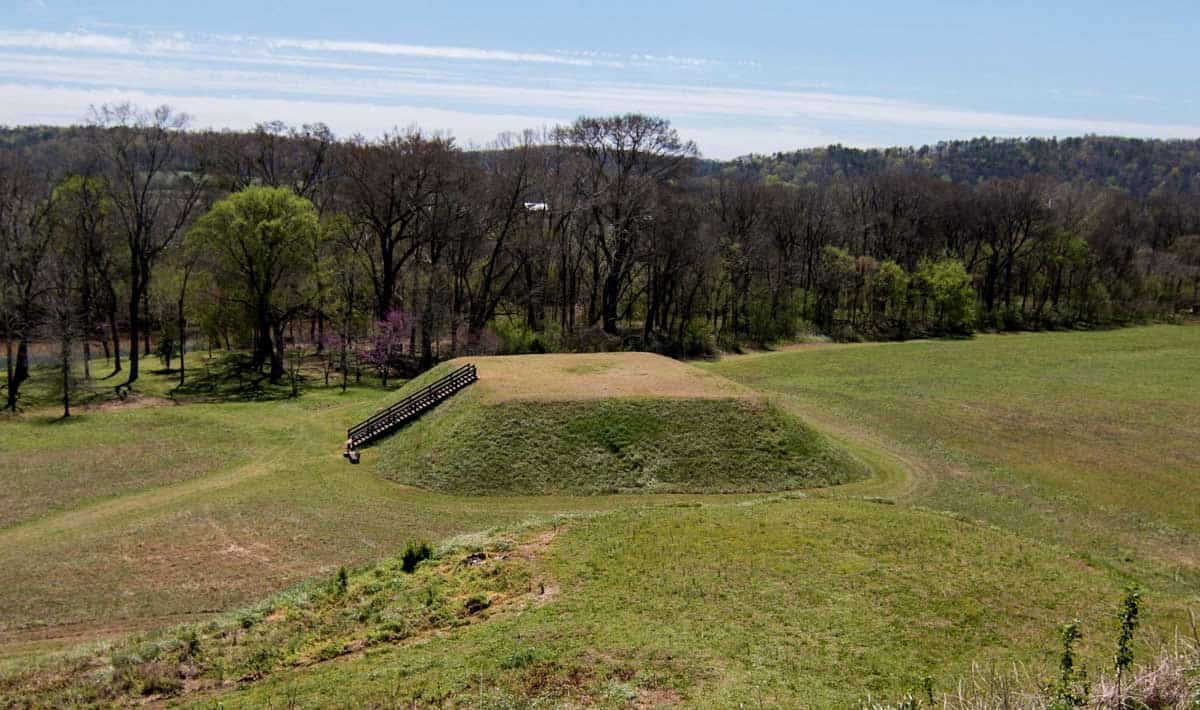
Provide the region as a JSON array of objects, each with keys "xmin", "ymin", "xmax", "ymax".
[{"xmin": 454, "ymin": 352, "xmax": 756, "ymax": 403}]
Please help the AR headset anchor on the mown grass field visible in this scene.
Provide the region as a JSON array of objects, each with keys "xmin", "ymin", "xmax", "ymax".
[
  {"xmin": 706, "ymin": 325, "xmax": 1200, "ymax": 617},
  {"xmin": 0, "ymin": 355, "xmax": 740, "ymax": 660},
  {"xmin": 1, "ymin": 325, "xmax": 1197, "ymax": 706}
]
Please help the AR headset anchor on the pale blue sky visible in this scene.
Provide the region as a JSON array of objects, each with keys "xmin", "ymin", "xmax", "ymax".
[{"xmin": 4, "ymin": 0, "xmax": 1197, "ymax": 157}]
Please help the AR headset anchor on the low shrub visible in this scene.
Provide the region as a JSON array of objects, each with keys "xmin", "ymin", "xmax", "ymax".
[
  {"xmin": 679, "ymin": 320, "xmax": 718, "ymax": 358},
  {"xmin": 401, "ymin": 541, "xmax": 433, "ymax": 573}
]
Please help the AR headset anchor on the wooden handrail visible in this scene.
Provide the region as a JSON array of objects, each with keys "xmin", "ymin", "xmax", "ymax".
[{"xmin": 346, "ymin": 363, "xmax": 477, "ymax": 448}]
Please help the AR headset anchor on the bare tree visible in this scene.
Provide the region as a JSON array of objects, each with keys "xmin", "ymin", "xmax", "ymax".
[
  {"xmin": 88, "ymin": 103, "xmax": 206, "ymax": 387},
  {"xmin": 0, "ymin": 153, "xmax": 55, "ymax": 411},
  {"xmin": 340, "ymin": 129, "xmax": 454, "ymax": 321},
  {"xmin": 198, "ymin": 121, "xmax": 336, "ymax": 207},
  {"xmin": 450, "ymin": 131, "xmax": 541, "ymax": 352},
  {"xmin": 708, "ymin": 169, "xmax": 768, "ymax": 337},
  {"xmin": 556, "ymin": 114, "xmax": 698, "ymax": 333},
  {"xmin": 46, "ymin": 212, "xmax": 84, "ymax": 417}
]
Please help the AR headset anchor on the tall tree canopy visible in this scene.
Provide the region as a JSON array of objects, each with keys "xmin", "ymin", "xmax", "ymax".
[
  {"xmin": 188, "ymin": 185, "xmax": 320, "ymax": 383},
  {"xmin": 2, "ymin": 110, "xmax": 1198, "ymax": 406}
]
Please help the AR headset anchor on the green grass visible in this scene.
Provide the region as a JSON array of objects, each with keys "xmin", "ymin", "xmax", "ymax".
[
  {"xmin": 7, "ymin": 350, "xmax": 308, "ymax": 409},
  {"xmin": 0, "ymin": 353, "xmax": 743, "ymax": 655},
  {"xmin": 376, "ymin": 390, "xmax": 865, "ymax": 495},
  {"xmin": 0, "ymin": 500, "xmax": 1136, "ymax": 707},
  {"xmin": 706, "ymin": 325, "xmax": 1200, "ymax": 620},
  {"xmin": 2, "ymin": 327, "xmax": 1198, "ymax": 706}
]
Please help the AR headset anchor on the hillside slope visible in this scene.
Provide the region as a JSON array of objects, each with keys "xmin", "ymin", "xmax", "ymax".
[
  {"xmin": 373, "ymin": 353, "xmax": 866, "ymax": 495},
  {"xmin": 0, "ymin": 499, "xmax": 1130, "ymax": 708},
  {"xmin": 2, "ymin": 328, "xmax": 1197, "ymax": 707}
]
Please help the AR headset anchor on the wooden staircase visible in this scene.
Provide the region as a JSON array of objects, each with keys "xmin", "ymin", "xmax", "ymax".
[{"xmin": 346, "ymin": 363, "xmax": 477, "ymax": 451}]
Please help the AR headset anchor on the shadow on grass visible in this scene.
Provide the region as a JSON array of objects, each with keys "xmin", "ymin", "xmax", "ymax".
[
  {"xmin": 17, "ymin": 412, "xmax": 90, "ymax": 427},
  {"xmin": 171, "ymin": 353, "xmax": 298, "ymax": 403},
  {"xmin": 6, "ymin": 351, "xmax": 406, "ymax": 414}
]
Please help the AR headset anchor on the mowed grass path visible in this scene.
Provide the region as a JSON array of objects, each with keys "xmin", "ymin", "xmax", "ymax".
[
  {"xmin": 0, "ymin": 361, "xmax": 740, "ymax": 656},
  {"xmin": 707, "ymin": 325, "xmax": 1200, "ymax": 617}
]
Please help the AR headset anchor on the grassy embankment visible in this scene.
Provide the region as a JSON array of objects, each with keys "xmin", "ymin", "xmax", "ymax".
[
  {"xmin": 1, "ymin": 326, "xmax": 1197, "ymax": 706},
  {"xmin": 2, "ymin": 501, "xmax": 1133, "ymax": 707},
  {"xmin": 0, "ymin": 350, "xmax": 856, "ymax": 663},
  {"xmin": 376, "ymin": 353, "xmax": 864, "ymax": 495}
]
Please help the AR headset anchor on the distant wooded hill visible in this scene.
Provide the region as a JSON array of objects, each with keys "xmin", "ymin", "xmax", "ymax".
[
  {"xmin": 5, "ymin": 126, "xmax": 1199, "ymax": 196},
  {"xmin": 732, "ymin": 136, "xmax": 1200, "ymax": 197}
]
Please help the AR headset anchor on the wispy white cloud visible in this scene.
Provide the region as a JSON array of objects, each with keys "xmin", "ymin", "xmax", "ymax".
[
  {"xmin": 0, "ymin": 30, "xmax": 133, "ymax": 53},
  {"xmin": 250, "ymin": 36, "xmax": 605, "ymax": 67},
  {"xmin": 1, "ymin": 26, "xmax": 1197, "ymax": 158},
  {"xmin": 0, "ymin": 82, "xmax": 561, "ymax": 145},
  {"xmin": 0, "ymin": 28, "xmax": 722, "ymax": 71},
  {"xmin": 7, "ymin": 47, "xmax": 1194, "ymax": 142}
]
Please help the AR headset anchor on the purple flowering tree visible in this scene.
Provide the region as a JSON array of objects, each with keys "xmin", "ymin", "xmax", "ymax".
[{"xmin": 363, "ymin": 309, "xmax": 411, "ymax": 386}]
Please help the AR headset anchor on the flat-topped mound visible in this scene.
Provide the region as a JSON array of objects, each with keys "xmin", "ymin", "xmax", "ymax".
[
  {"xmin": 465, "ymin": 352, "xmax": 754, "ymax": 402},
  {"xmin": 374, "ymin": 353, "xmax": 865, "ymax": 495}
]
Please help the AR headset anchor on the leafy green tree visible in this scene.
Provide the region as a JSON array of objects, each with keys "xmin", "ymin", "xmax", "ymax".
[
  {"xmin": 915, "ymin": 257, "xmax": 976, "ymax": 335},
  {"xmin": 871, "ymin": 259, "xmax": 909, "ymax": 333},
  {"xmin": 814, "ymin": 245, "xmax": 856, "ymax": 332},
  {"xmin": 188, "ymin": 186, "xmax": 320, "ymax": 383}
]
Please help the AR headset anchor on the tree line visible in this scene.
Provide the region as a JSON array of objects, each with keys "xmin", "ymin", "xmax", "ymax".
[{"xmin": 2, "ymin": 106, "xmax": 1198, "ymax": 413}]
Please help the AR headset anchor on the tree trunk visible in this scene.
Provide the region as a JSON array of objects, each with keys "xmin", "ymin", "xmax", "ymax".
[
  {"xmin": 106, "ymin": 290, "xmax": 122, "ymax": 377},
  {"xmin": 81, "ymin": 260, "xmax": 93, "ymax": 381},
  {"xmin": 420, "ymin": 302, "xmax": 435, "ymax": 370},
  {"xmin": 377, "ymin": 248, "xmax": 397, "ymax": 322},
  {"xmin": 339, "ymin": 335, "xmax": 349, "ymax": 394},
  {"xmin": 269, "ymin": 321, "xmax": 286, "ymax": 384},
  {"xmin": 177, "ymin": 267, "xmax": 191, "ymax": 388},
  {"xmin": 142, "ymin": 288, "xmax": 152, "ymax": 356},
  {"xmin": 602, "ymin": 271, "xmax": 621, "ymax": 334},
  {"xmin": 127, "ymin": 279, "xmax": 142, "ymax": 385},
  {"xmin": 178, "ymin": 315, "xmax": 186, "ymax": 387},
  {"xmin": 252, "ymin": 304, "xmax": 272, "ymax": 371},
  {"xmin": 61, "ymin": 336, "xmax": 72, "ymax": 418},
  {"xmin": 4, "ymin": 338, "xmax": 16, "ymax": 411},
  {"xmin": 643, "ymin": 270, "xmax": 659, "ymax": 341}
]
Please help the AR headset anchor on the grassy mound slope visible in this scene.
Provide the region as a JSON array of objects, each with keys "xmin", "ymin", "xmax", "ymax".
[
  {"xmin": 374, "ymin": 354, "xmax": 864, "ymax": 495},
  {"xmin": 0, "ymin": 499, "xmax": 1129, "ymax": 707}
]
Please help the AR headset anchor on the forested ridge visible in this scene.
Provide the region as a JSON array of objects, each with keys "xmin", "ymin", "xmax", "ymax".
[
  {"xmin": 2, "ymin": 110, "xmax": 1199, "ymax": 413},
  {"xmin": 740, "ymin": 135, "xmax": 1200, "ymax": 197}
]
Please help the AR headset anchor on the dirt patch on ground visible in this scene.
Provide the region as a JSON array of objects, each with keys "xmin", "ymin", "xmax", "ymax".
[
  {"xmin": 88, "ymin": 394, "xmax": 176, "ymax": 412},
  {"xmin": 0, "ymin": 613, "xmax": 212, "ymax": 655},
  {"xmin": 451, "ymin": 527, "xmax": 564, "ymax": 605},
  {"xmin": 462, "ymin": 353, "xmax": 756, "ymax": 402},
  {"xmin": 122, "ymin": 519, "xmax": 284, "ymax": 593},
  {"xmin": 637, "ymin": 687, "xmax": 682, "ymax": 707}
]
